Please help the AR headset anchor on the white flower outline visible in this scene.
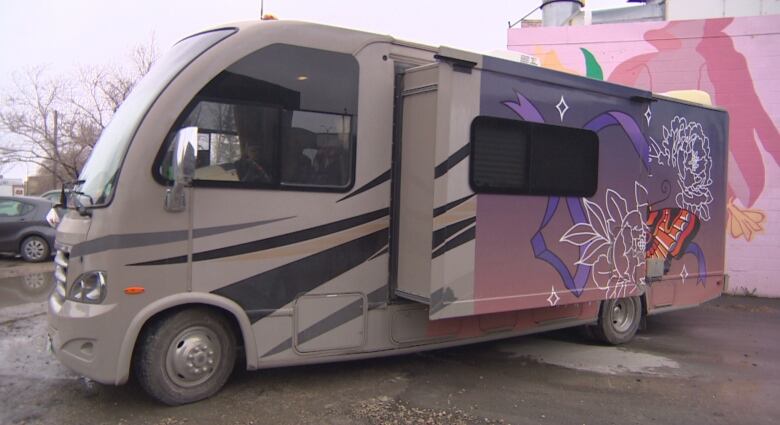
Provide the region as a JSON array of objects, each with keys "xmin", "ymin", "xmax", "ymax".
[
  {"xmin": 560, "ymin": 182, "xmax": 649, "ymax": 299},
  {"xmin": 650, "ymin": 116, "xmax": 714, "ymax": 220}
]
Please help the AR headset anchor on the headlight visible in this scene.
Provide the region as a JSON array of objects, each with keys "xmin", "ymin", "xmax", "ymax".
[
  {"xmin": 67, "ymin": 271, "xmax": 107, "ymax": 304},
  {"xmin": 46, "ymin": 208, "xmax": 60, "ymax": 228}
]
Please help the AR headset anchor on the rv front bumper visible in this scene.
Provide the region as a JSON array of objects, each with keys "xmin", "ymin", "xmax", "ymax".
[{"xmin": 47, "ymin": 298, "xmax": 127, "ymax": 385}]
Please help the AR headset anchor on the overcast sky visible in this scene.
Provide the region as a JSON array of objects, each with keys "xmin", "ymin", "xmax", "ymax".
[{"xmin": 0, "ymin": 0, "xmax": 629, "ymax": 179}]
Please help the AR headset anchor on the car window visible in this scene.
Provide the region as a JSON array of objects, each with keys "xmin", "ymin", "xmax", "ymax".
[{"xmin": 0, "ymin": 200, "xmax": 27, "ymax": 217}]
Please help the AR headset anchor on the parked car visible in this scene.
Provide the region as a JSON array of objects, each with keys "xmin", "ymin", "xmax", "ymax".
[
  {"xmin": 0, "ymin": 196, "xmax": 56, "ymax": 262},
  {"xmin": 39, "ymin": 189, "xmax": 68, "ymax": 203},
  {"xmin": 37, "ymin": 189, "xmax": 70, "ymax": 226}
]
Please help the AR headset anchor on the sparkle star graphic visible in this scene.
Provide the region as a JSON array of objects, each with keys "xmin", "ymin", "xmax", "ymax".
[
  {"xmin": 556, "ymin": 96, "xmax": 569, "ymax": 122},
  {"xmin": 547, "ymin": 286, "xmax": 560, "ymax": 306}
]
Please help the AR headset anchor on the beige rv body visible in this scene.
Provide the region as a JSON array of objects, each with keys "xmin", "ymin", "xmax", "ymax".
[{"xmin": 47, "ymin": 20, "xmax": 726, "ymax": 402}]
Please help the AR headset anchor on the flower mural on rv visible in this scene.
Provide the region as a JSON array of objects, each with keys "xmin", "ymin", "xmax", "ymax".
[
  {"xmin": 650, "ymin": 116, "xmax": 714, "ymax": 220},
  {"xmin": 560, "ymin": 182, "xmax": 649, "ymax": 299}
]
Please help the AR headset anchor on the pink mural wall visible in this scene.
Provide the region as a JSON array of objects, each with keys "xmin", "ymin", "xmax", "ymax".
[{"xmin": 507, "ymin": 15, "xmax": 780, "ymax": 297}]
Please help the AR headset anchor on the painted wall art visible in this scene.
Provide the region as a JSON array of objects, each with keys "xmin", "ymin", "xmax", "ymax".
[{"xmin": 508, "ymin": 15, "xmax": 780, "ymax": 296}]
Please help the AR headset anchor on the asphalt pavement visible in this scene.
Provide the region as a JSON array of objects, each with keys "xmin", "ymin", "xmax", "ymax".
[{"xmin": 1, "ymin": 257, "xmax": 778, "ymax": 425}]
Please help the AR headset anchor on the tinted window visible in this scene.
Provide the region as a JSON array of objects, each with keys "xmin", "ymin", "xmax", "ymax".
[
  {"xmin": 470, "ymin": 116, "xmax": 598, "ymax": 197},
  {"xmin": 159, "ymin": 44, "xmax": 358, "ymax": 191},
  {"xmin": 0, "ymin": 200, "xmax": 32, "ymax": 217}
]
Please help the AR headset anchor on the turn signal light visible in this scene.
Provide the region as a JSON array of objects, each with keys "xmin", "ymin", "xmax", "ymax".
[{"xmin": 124, "ymin": 287, "xmax": 145, "ymax": 295}]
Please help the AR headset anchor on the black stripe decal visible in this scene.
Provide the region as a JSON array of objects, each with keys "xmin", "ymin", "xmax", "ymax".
[
  {"xmin": 367, "ymin": 245, "xmax": 389, "ymax": 261},
  {"xmin": 72, "ymin": 217, "xmax": 294, "ymax": 258},
  {"xmin": 432, "ymin": 217, "xmax": 476, "ymax": 249},
  {"xmin": 129, "ymin": 208, "xmax": 389, "ymax": 266},
  {"xmin": 433, "ymin": 194, "xmax": 475, "ymax": 218},
  {"xmin": 434, "ymin": 143, "xmax": 470, "ymax": 179},
  {"xmin": 337, "ymin": 170, "xmax": 391, "ymax": 203},
  {"xmin": 432, "ymin": 225, "xmax": 475, "ymax": 259},
  {"xmin": 213, "ymin": 228, "xmax": 388, "ymax": 323},
  {"xmin": 72, "ymin": 230, "xmax": 188, "ymax": 258},
  {"xmin": 261, "ymin": 286, "xmax": 388, "ymax": 358}
]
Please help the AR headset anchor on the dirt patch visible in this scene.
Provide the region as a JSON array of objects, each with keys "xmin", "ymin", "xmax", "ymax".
[
  {"xmin": 351, "ymin": 396, "xmax": 505, "ymax": 425},
  {"xmin": 722, "ymin": 303, "xmax": 779, "ymax": 314}
]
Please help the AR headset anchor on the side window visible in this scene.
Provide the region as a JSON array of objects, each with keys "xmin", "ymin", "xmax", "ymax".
[
  {"xmin": 0, "ymin": 200, "xmax": 29, "ymax": 217},
  {"xmin": 158, "ymin": 44, "xmax": 358, "ymax": 191},
  {"xmin": 470, "ymin": 116, "xmax": 599, "ymax": 197}
]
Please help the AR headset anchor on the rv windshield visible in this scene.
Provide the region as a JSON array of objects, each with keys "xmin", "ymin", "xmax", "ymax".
[{"xmin": 74, "ymin": 28, "xmax": 235, "ymax": 207}]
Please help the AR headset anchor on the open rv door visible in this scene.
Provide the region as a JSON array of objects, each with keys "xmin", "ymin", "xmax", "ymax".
[{"xmin": 393, "ymin": 49, "xmax": 482, "ymax": 320}]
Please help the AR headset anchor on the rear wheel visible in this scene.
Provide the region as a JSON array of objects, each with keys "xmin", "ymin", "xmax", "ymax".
[
  {"xmin": 133, "ymin": 307, "xmax": 237, "ymax": 405},
  {"xmin": 591, "ymin": 296, "xmax": 642, "ymax": 345},
  {"xmin": 20, "ymin": 235, "xmax": 50, "ymax": 262}
]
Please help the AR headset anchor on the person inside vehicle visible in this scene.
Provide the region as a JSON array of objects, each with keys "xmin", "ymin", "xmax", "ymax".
[
  {"xmin": 235, "ymin": 143, "xmax": 272, "ymax": 183},
  {"xmin": 314, "ymin": 145, "xmax": 345, "ymax": 186}
]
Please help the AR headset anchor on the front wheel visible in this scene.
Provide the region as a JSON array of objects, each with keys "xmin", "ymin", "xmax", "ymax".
[
  {"xmin": 133, "ymin": 307, "xmax": 237, "ymax": 405},
  {"xmin": 591, "ymin": 296, "xmax": 642, "ymax": 345}
]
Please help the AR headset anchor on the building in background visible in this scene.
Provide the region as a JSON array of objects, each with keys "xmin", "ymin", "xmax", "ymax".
[
  {"xmin": 508, "ymin": 0, "xmax": 780, "ymax": 296},
  {"xmin": 0, "ymin": 178, "xmax": 24, "ymax": 196}
]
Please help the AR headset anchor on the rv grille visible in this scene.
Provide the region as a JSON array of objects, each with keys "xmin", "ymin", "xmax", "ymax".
[{"xmin": 52, "ymin": 248, "xmax": 69, "ymax": 306}]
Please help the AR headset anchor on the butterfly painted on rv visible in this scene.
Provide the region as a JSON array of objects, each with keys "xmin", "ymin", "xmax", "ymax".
[{"xmin": 646, "ymin": 207, "xmax": 701, "ymax": 272}]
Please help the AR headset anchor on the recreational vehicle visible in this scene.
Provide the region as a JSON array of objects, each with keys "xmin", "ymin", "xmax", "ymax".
[{"xmin": 47, "ymin": 20, "xmax": 728, "ymax": 405}]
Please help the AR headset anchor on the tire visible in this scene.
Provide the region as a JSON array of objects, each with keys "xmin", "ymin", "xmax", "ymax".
[
  {"xmin": 133, "ymin": 307, "xmax": 237, "ymax": 405},
  {"xmin": 592, "ymin": 296, "xmax": 642, "ymax": 345},
  {"xmin": 20, "ymin": 235, "xmax": 50, "ymax": 262}
]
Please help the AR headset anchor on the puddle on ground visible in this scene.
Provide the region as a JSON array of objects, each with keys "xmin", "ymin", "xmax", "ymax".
[
  {"xmin": 0, "ymin": 268, "xmax": 74, "ymax": 381},
  {"xmin": 499, "ymin": 337, "xmax": 682, "ymax": 377},
  {"xmin": 0, "ymin": 271, "xmax": 55, "ymax": 310}
]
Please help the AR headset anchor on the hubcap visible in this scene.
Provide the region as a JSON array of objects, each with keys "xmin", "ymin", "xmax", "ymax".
[
  {"xmin": 24, "ymin": 239, "xmax": 45, "ymax": 260},
  {"xmin": 165, "ymin": 326, "xmax": 222, "ymax": 388},
  {"xmin": 610, "ymin": 298, "xmax": 637, "ymax": 333}
]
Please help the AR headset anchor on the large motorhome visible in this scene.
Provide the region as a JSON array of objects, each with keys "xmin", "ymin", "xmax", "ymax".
[{"xmin": 48, "ymin": 20, "xmax": 728, "ymax": 405}]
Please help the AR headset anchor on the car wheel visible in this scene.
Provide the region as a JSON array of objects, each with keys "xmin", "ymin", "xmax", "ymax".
[
  {"xmin": 20, "ymin": 235, "xmax": 50, "ymax": 262},
  {"xmin": 592, "ymin": 296, "xmax": 642, "ymax": 345},
  {"xmin": 134, "ymin": 307, "xmax": 237, "ymax": 405}
]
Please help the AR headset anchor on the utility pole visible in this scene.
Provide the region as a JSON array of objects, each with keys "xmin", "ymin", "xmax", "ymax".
[{"xmin": 53, "ymin": 110, "xmax": 58, "ymax": 190}]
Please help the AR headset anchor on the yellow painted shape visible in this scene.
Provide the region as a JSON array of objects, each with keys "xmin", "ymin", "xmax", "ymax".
[
  {"xmin": 532, "ymin": 46, "xmax": 581, "ymax": 75},
  {"xmin": 659, "ymin": 90, "xmax": 712, "ymax": 106},
  {"xmin": 727, "ymin": 198, "xmax": 766, "ymax": 242}
]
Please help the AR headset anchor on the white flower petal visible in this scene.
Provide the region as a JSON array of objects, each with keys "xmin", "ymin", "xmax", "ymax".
[
  {"xmin": 560, "ymin": 223, "xmax": 604, "ymax": 246},
  {"xmin": 578, "ymin": 240, "xmax": 611, "ymax": 266}
]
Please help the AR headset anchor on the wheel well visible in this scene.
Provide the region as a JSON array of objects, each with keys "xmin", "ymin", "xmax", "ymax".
[
  {"xmin": 596, "ymin": 294, "xmax": 649, "ymax": 317},
  {"xmin": 18, "ymin": 233, "xmax": 49, "ymax": 250},
  {"xmin": 131, "ymin": 303, "xmax": 246, "ymax": 376}
]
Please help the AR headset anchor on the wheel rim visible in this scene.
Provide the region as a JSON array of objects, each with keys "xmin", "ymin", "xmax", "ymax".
[
  {"xmin": 165, "ymin": 326, "xmax": 222, "ymax": 388},
  {"xmin": 23, "ymin": 239, "xmax": 46, "ymax": 260},
  {"xmin": 610, "ymin": 298, "xmax": 637, "ymax": 333},
  {"xmin": 23, "ymin": 273, "xmax": 47, "ymax": 291}
]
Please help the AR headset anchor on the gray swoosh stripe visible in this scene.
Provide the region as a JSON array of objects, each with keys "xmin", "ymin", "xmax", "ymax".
[
  {"xmin": 70, "ymin": 216, "xmax": 294, "ymax": 257},
  {"xmin": 261, "ymin": 286, "xmax": 387, "ymax": 358},
  {"xmin": 192, "ymin": 216, "xmax": 294, "ymax": 238}
]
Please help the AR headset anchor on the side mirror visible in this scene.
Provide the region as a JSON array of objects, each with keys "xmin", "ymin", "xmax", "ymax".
[{"xmin": 165, "ymin": 127, "xmax": 198, "ymax": 212}]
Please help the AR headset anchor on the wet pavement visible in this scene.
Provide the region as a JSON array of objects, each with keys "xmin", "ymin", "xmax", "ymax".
[{"xmin": 1, "ymin": 258, "xmax": 778, "ymax": 425}]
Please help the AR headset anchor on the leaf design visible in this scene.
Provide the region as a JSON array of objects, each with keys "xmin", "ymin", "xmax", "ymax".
[
  {"xmin": 583, "ymin": 199, "xmax": 608, "ymax": 240},
  {"xmin": 577, "ymin": 240, "xmax": 611, "ymax": 266},
  {"xmin": 560, "ymin": 222, "xmax": 605, "ymax": 246},
  {"xmin": 605, "ymin": 189, "xmax": 629, "ymax": 225}
]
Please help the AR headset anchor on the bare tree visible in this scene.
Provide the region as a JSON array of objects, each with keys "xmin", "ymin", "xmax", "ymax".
[{"xmin": 0, "ymin": 39, "xmax": 158, "ymax": 189}]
